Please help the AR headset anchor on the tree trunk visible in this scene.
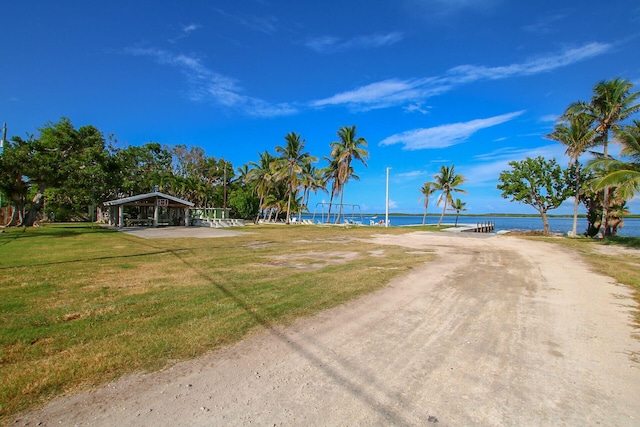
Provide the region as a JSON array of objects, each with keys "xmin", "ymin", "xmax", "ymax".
[
  {"xmin": 336, "ymin": 187, "xmax": 345, "ymax": 224},
  {"xmin": 326, "ymin": 187, "xmax": 335, "ymax": 223},
  {"xmin": 540, "ymin": 210, "xmax": 550, "ymax": 235},
  {"xmin": 437, "ymin": 197, "xmax": 447, "ymax": 227},
  {"xmin": 23, "ymin": 186, "xmax": 46, "ymax": 227},
  {"xmin": 255, "ymin": 195, "xmax": 264, "ymax": 224},
  {"xmin": 597, "ymin": 138, "xmax": 609, "ymax": 239}
]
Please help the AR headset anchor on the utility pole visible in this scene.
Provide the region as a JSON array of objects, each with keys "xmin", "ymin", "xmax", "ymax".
[{"xmin": 385, "ymin": 167, "xmax": 391, "ymax": 227}]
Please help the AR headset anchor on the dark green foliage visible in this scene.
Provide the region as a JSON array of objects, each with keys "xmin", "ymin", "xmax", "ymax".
[{"xmin": 497, "ymin": 156, "xmax": 574, "ymax": 234}]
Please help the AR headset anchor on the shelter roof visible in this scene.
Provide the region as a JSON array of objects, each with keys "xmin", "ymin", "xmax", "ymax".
[{"xmin": 103, "ymin": 192, "xmax": 195, "ymax": 207}]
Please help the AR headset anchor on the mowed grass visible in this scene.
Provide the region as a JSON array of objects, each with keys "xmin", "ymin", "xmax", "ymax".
[{"xmin": 0, "ymin": 223, "xmax": 434, "ymax": 422}]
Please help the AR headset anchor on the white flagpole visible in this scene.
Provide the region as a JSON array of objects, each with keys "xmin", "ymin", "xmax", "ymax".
[{"xmin": 385, "ymin": 167, "xmax": 391, "ymax": 227}]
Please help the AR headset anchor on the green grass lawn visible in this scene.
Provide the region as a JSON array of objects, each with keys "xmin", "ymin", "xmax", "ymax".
[
  {"xmin": 1, "ymin": 224, "xmax": 638, "ymax": 423},
  {"xmin": 0, "ymin": 223, "xmax": 434, "ymax": 422}
]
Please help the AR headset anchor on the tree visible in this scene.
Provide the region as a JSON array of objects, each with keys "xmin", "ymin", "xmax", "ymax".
[
  {"xmin": 545, "ymin": 110, "xmax": 596, "ymax": 236},
  {"xmin": 330, "ymin": 125, "xmax": 368, "ymax": 224},
  {"xmin": 449, "ymin": 198, "xmax": 467, "ymax": 227},
  {"xmin": 568, "ymin": 78, "xmax": 640, "ymax": 237},
  {"xmin": 591, "ymin": 120, "xmax": 640, "ymax": 201},
  {"xmin": 0, "ymin": 118, "xmax": 112, "ymax": 226},
  {"xmin": 432, "ymin": 165, "xmax": 467, "ymax": 227},
  {"xmin": 273, "ymin": 132, "xmax": 316, "ymax": 224},
  {"xmin": 248, "ymin": 151, "xmax": 276, "ymax": 223},
  {"xmin": 418, "ymin": 182, "xmax": 436, "ymax": 225},
  {"xmin": 320, "ymin": 156, "xmax": 341, "ymax": 223},
  {"xmin": 497, "ymin": 156, "xmax": 573, "ymax": 235}
]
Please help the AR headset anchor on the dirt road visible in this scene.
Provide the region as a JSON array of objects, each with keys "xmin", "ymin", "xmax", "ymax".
[{"xmin": 17, "ymin": 233, "xmax": 640, "ymax": 426}]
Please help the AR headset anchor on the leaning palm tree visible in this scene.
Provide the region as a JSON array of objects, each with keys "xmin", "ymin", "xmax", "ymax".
[
  {"xmin": 330, "ymin": 125, "xmax": 369, "ymax": 224},
  {"xmin": 568, "ymin": 78, "xmax": 640, "ymax": 237},
  {"xmin": 449, "ymin": 198, "xmax": 467, "ymax": 227},
  {"xmin": 298, "ymin": 161, "xmax": 325, "ymax": 221},
  {"xmin": 273, "ymin": 132, "xmax": 317, "ymax": 224},
  {"xmin": 432, "ymin": 165, "xmax": 467, "ymax": 227},
  {"xmin": 591, "ymin": 120, "xmax": 640, "ymax": 202},
  {"xmin": 418, "ymin": 182, "xmax": 436, "ymax": 225},
  {"xmin": 545, "ymin": 110, "xmax": 596, "ymax": 236}
]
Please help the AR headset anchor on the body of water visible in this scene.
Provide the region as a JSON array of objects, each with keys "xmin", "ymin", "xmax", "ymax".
[{"xmin": 304, "ymin": 213, "xmax": 640, "ymax": 237}]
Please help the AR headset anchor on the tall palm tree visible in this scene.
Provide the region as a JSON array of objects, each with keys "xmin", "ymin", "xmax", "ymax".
[
  {"xmin": 330, "ymin": 125, "xmax": 368, "ymax": 224},
  {"xmin": 274, "ymin": 132, "xmax": 317, "ymax": 224},
  {"xmin": 418, "ymin": 182, "xmax": 436, "ymax": 225},
  {"xmin": 248, "ymin": 151, "xmax": 276, "ymax": 223},
  {"xmin": 569, "ymin": 78, "xmax": 640, "ymax": 237},
  {"xmin": 450, "ymin": 198, "xmax": 467, "ymax": 227},
  {"xmin": 432, "ymin": 164, "xmax": 467, "ymax": 227},
  {"xmin": 545, "ymin": 110, "xmax": 596, "ymax": 236},
  {"xmin": 321, "ymin": 156, "xmax": 341, "ymax": 223},
  {"xmin": 298, "ymin": 161, "xmax": 325, "ymax": 221}
]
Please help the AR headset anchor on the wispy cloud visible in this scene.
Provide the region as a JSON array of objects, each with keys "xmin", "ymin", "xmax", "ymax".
[
  {"xmin": 465, "ymin": 144, "xmax": 567, "ymax": 186},
  {"xmin": 396, "ymin": 170, "xmax": 429, "ymax": 179},
  {"xmin": 379, "ymin": 111, "xmax": 525, "ymax": 150},
  {"xmin": 311, "ymin": 42, "xmax": 611, "ymax": 110},
  {"xmin": 305, "ymin": 32, "xmax": 404, "ymax": 53},
  {"xmin": 215, "ymin": 9, "xmax": 278, "ymax": 34},
  {"xmin": 169, "ymin": 23, "xmax": 201, "ymax": 43},
  {"xmin": 125, "ymin": 47, "xmax": 296, "ymax": 117},
  {"xmin": 522, "ymin": 13, "xmax": 568, "ymax": 34}
]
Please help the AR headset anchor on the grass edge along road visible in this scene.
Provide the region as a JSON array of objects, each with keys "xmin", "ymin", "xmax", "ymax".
[
  {"xmin": 0, "ymin": 223, "xmax": 433, "ymax": 422},
  {"xmin": 1, "ymin": 224, "xmax": 639, "ymax": 423}
]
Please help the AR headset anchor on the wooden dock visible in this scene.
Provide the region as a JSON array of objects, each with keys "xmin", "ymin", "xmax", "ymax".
[{"xmin": 442, "ymin": 221, "xmax": 495, "ymax": 233}]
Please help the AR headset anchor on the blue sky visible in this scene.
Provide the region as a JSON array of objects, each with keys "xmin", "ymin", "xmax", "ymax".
[{"xmin": 3, "ymin": 0, "xmax": 640, "ymax": 215}]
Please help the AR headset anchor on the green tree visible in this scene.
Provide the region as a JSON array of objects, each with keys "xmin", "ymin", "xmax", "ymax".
[
  {"xmin": 545, "ymin": 110, "xmax": 596, "ymax": 236},
  {"xmin": 330, "ymin": 125, "xmax": 368, "ymax": 224},
  {"xmin": 589, "ymin": 120, "xmax": 640, "ymax": 205},
  {"xmin": 0, "ymin": 118, "xmax": 113, "ymax": 226},
  {"xmin": 432, "ymin": 165, "xmax": 467, "ymax": 227},
  {"xmin": 449, "ymin": 198, "xmax": 467, "ymax": 227},
  {"xmin": 569, "ymin": 78, "xmax": 640, "ymax": 237},
  {"xmin": 248, "ymin": 151, "xmax": 277, "ymax": 222},
  {"xmin": 274, "ymin": 132, "xmax": 316, "ymax": 224},
  {"xmin": 497, "ymin": 156, "xmax": 573, "ymax": 235},
  {"xmin": 418, "ymin": 182, "xmax": 436, "ymax": 225}
]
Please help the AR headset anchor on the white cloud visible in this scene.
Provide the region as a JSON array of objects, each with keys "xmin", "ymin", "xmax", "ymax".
[
  {"xmin": 311, "ymin": 42, "xmax": 611, "ymax": 110},
  {"xmin": 466, "ymin": 144, "xmax": 568, "ymax": 186},
  {"xmin": 379, "ymin": 111, "xmax": 525, "ymax": 150},
  {"xmin": 125, "ymin": 47, "xmax": 297, "ymax": 117},
  {"xmin": 215, "ymin": 9, "xmax": 278, "ymax": 34},
  {"xmin": 396, "ymin": 170, "xmax": 429, "ymax": 179},
  {"xmin": 305, "ymin": 32, "xmax": 404, "ymax": 53}
]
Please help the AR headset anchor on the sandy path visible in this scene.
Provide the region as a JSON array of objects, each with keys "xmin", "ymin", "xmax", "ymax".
[{"xmin": 17, "ymin": 233, "xmax": 640, "ymax": 426}]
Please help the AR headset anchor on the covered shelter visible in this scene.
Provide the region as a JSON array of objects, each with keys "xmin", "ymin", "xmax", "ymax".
[{"xmin": 103, "ymin": 191, "xmax": 194, "ymax": 228}]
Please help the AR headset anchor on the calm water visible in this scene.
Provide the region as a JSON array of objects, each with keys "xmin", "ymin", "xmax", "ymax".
[{"xmin": 305, "ymin": 213, "xmax": 640, "ymax": 237}]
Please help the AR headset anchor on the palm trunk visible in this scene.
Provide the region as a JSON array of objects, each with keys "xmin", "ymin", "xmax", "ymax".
[
  {"xmin": 255, "ymin": 195, "xmax": 264, "ymax": 224},
  {"xmin": 597, "ymin": 138, "xmax": 609, "ymax": 238},
  {"xmin": 569, "ymin": 161, "xmax": 580, "ymax": 237},
  {"xmin": 437, "ymin": 198, "xmax": 447, "ymax": 227},
  {"xmin": 336, "ymin": 186, "xmax": 345, "ymax": 224}
]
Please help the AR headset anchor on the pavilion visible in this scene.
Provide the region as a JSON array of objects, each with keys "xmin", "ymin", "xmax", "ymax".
[{"xmin": 103, "ymin": 191, "xmax": 194, "ymax": 228}]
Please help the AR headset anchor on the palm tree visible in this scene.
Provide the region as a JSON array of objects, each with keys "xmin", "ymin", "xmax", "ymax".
[
  {"xmin": 418, "ymin": 182, "xmax": 436, "ymax": 225},
  {"xmin": 432, "ymin": 165, "xmax": 467, "ymax": 227},
  {"xmin": 330, "ymin": 125, "xmax": 368, "ymax": 224},
  {"xmin": 449, "ymin": 198, "xmax": 467, "ymax": 227},
  {"xmin": 569, "ymin": 78, "xmax": 640, "ymax": 237},
  {"xmin": 545, "ymin": 111, "xmax": 596, "ymax": 236},
  {"xmin": 591, "ymin": 120, "xmax": 640, "ymax": 202},
  {"xmin": 274, "ymin": 132, "xmax": 316, "ymax": 224},
  {"xmin": 321, "ymin": 156, "xmax": 341, "ymax": 223},
  {"xmin": 298, "ymin": 162, "xmax": 325, "ymax": 221},
  {"xmin": 248, "ymin": 151, "xmax": 276, "ymax": 223}
]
